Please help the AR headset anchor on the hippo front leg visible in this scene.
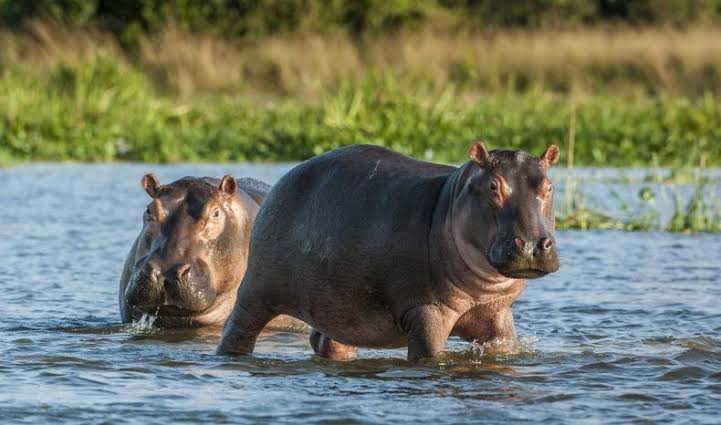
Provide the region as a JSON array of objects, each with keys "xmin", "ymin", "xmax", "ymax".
[
  {"xmin": 309, "ymin": 329, "xmax": 358, "ymax": 361},
  {"xmin": 216, "ymin": 285, "xmax": 278, "ymax": 355},
  {"xmin": 404, "ymin": 305, "xmax": 458, "ymax": 362},
  {"xmin": 453, "ymin": 307, "xmax": 517, "ymax": 344}
]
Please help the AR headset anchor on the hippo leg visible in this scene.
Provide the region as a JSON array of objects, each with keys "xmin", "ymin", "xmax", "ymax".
[
  {"xmin": 309, "ymin": 329, "xmax": 358, "ymax": 361},
  {"xmin": 405, "ymin": 305, "xmax": 457, "ymax": 362},
  {"xmin": 216, "ymin": 295, "xmax": 278, "ymax": 355},
  {"xmin": 452, "ymin": 307, "xmax": 517, "ymax": 344}
]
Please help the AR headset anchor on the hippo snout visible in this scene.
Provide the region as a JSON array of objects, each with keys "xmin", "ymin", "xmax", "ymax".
[
  {"xmin": 489, "ymin": 235, "xmax": 559, "ymax": 279},
  {"xmin": 513, "ymin": 236, "xmax": 556, "ymax": 258},
  {"xmin": 126, "ymin": 260, "xmax": 216, "ymax": 315},
  {"xmin": 125, "ymin": 261, "xmax": 163, "ymax": 309},
  {"xmin": 162, "ymin": 263, "xmax": 216, "ymax": 312}
]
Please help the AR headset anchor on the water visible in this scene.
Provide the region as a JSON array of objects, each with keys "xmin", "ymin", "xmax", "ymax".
[{"xmin": 1, "ymin": 164, "xmax": 721, "ymax": 424}]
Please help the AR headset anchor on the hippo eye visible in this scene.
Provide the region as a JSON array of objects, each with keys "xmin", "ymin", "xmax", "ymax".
[
  {"xmin": 145, "ymin": 208, "xmax": 154, "ymax": 221},
  {"xmin": 212, "ymin": 209, "xmax": 220, "ymax": 219},
  {"xmin": 487, "ymin": 179, "xmax": 504, "ymax": 207},
  {"xmin": 548, "ymin": 184, "xmax": 553, "ymax": 192}
]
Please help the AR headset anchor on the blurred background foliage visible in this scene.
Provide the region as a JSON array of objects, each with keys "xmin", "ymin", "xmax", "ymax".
[
  {"xmin": 4, "ymin": 0, "xmax": 721, "ymax": 40},
  {"xmin": 1, "ymin": 0, "xmax": 721, "ymax": 166}
]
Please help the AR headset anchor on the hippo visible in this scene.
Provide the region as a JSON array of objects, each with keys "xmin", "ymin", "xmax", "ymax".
[
  {"xmin": 217, "ymin": 142, "xmax": 560, "ymax": 360},
  {"xmin": 120, "ymin": 173, "xmax": 303, "ymax": 329}
]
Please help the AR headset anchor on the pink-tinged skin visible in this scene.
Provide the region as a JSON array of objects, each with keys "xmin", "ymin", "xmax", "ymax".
[
  {"xmin": 119, "ymin": 174, "xmax": 305, "ymax": 331},
  {"xmin": 217, "ymin": 143, "xmax": 560, "ymax": 361}
]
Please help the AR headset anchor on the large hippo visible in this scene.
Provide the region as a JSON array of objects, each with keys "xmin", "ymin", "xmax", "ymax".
[
  {"xmin": 120, "ymin": 173, "xmax": 303, "ymax": 329},
  {"xmin": 217, "ymin": 143, "xmax": 560, "ymax": 360}
]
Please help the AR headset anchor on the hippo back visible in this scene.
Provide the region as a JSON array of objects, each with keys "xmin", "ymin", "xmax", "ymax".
[
  {"xmin": 244, "ymin": 145, "xmax": 457, "ymax": 331},
  {"xmin": 236, "ymin": 177, "xmax": 272, "ymax": 205}
]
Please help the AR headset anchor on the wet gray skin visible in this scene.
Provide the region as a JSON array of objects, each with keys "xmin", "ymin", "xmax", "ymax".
[
  {"xmin": 217, "ymin": 142, "xmax": 560, "ymax": 361},
  {"xmin": 120, "ymin": 174, "xmax": 303, "ymax": 329}
]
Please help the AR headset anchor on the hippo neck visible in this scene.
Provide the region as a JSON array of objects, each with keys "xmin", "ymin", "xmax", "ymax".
[{"xmin": 429, "ymin": 163, "xmax": 524, "ymax": 304}]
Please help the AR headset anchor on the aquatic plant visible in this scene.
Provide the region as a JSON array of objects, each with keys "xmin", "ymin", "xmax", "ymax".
[
  {"xmin": 667, "ymin": 184, "xmax": 721, "ymax": 233},
  {"xmin": 556, "ymin": 183, "xmax": 721, "ymax": 233}
]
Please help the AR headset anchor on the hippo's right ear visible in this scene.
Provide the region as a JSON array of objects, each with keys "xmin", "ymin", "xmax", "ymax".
[
  {"xmin": 539, "ymin": 145, "xmax": 560, "ymax": 168},
  {"xmin": 219, "ymin": 175, "xmax": 237, "ymax": 195},
  {"xmin": 141, "ymin": 173, "xmax": 162, "ymax": 198},
  {"xmin": 469, "ymin": 141, "xmax": 490, "ymax": 168}
]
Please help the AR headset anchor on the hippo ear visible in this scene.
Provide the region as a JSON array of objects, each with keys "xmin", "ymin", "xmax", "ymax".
[
  {"xmin": 539, "ymin": 145, "xmax": 560, "ymax": 168},
  {"xmin": 219, "ymin": 175, "xmax": 237, "ymax": 195},
  {"xmin": 141, "ymin": 173, "xmax": 162, "ymax": 198},
  {"xmin": 469, "ymin": 141, "xmax": 490, "ymax": 168}
]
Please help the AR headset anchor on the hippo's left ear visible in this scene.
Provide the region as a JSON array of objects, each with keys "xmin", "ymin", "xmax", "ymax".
[
  {"xmin": 539, "ymin": 145, "xmax": 560, "ymax": 168},
  {"xmin": 469, "ymin": 141, "xmax": 491, "ymax": 168},
  {"xmin": 219, "ymin": 175, "xmax": 237, "ymax": 195},
  {"xmin": 142, "ymin": 173, "xmax": 162, "ymax": 198}
]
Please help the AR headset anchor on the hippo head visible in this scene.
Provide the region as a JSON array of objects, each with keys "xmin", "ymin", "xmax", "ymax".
[
  {"xmin": 454, "ymin": 142, "xmax": 560, "ymax": 279},
  {"xmin": 123, "ymin": 174, "xmax": 251, "ymax": 326}
]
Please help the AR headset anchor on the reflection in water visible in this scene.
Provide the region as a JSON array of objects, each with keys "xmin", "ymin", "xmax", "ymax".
[{"xmin": 1, "ymin": 164, "xmax": 721, "ymax": 424}]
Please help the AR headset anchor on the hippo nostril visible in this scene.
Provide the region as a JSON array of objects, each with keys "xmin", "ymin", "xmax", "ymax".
[
  {"xmin": 142, "ymin": 261, "xmax": 161, "ymax": 282},
  {"xmin": 513, "ymin": 237, "xmax": 525, "ymax": 252},
  {"xmin": 539, "ymin": 237, "xmax": 554, "ymax": 251},
  {"xmin": 177, "ymin": 264, "xmax": 191, "ymax": 280}
]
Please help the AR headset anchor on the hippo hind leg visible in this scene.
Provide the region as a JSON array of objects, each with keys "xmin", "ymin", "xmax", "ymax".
[{"xmin": 309, "ymin": 329, "xmax": 358, "ymax": 361}]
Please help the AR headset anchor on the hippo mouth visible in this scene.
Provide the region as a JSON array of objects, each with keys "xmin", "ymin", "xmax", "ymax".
[
  {"xmin": 127, "ymin": 288, "xmax": 236, "ymax": 327},
  {"xmin": 128, "ymin": 304, "xmax": 216, "ymax": 327},
  {"xmin": 155, "ymin": 304, "xmax": 209, "ymax": 317},
  {"xmin": 492, "ymin": 260, "xmax": 559, "ymax": 279},
  {"xmin": 131, "ymin": 303, "xmax": 210, "ymax": 316},
  {"xmin": 498, "ymin": 268, "xmax": 549, "ymax": 279}
]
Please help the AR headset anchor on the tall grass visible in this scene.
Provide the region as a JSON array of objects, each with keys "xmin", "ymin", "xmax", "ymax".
[
  {"xmin": 122, "ymin": 26, "xmax": 721, "ymax": 97},
  {"xmin": 5, "ymin": 22, "xmax": 721, "ymax": 98}
]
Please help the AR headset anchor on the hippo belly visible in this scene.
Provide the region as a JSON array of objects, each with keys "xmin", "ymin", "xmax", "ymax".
[
  {"xmin": 301, "ymin": 305, "xmax": 408, "ymax": 349},
  {"xmin": 265, "ymin": 240, "xmax": 408, "ymax": 348}
]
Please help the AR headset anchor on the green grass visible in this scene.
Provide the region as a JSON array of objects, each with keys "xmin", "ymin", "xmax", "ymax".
[{"xmin": 1, "ymin": 54, "xmax": 721, "ymax": 166}]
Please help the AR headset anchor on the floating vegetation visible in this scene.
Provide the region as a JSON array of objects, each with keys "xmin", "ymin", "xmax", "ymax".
[
  {"xmin": 556, "ymin": 189, "xmax": 625, "ymax": 231},
  {"xmin": 557, "ymin": 184, "xmax": 721, "ymax": 233}
]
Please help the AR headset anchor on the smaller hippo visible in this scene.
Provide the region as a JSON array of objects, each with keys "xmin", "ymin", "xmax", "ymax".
[
  {"xmin": 119, "ymin": 174, "xmax": 303, "ymax": 330},
  {"xmin": 217, "ymin": 142, "xmax": 560, "ymax": 360}
]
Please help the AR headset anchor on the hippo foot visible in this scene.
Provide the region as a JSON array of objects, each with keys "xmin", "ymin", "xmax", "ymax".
[{"xmin": 310, "ymin": 329, "xmax": 358, "ymax": 361}]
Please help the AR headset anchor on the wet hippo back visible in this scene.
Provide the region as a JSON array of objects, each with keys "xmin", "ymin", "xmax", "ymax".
[{"xmin": 248, "ymin": 146, "xmax": 454, "ymax": 344}]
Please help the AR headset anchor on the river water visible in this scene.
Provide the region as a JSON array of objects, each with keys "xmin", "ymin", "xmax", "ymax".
[{"xmin": 1, "ymin": 164, "xmax": 720, "ymax": 424}]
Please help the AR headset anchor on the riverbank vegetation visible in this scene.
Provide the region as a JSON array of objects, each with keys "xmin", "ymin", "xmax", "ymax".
[{"xmin": 2, "ymin": 23, "xmax": 721, "ymax": 166}]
